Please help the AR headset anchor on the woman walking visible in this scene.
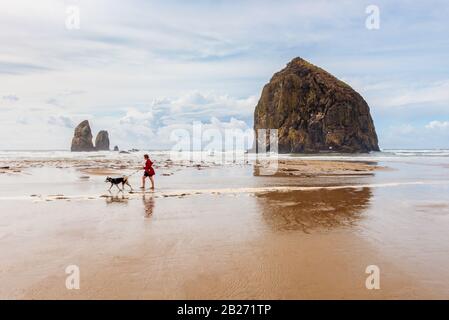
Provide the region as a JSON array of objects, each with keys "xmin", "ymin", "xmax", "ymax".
[{"xmin": 141, "ymin": 154, "xmax": 155, "ymax": 190}]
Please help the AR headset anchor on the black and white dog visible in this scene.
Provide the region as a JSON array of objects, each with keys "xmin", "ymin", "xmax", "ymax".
[{"xmin": 105, "ymin": 176, "xmax": 133, "ymax": 192}]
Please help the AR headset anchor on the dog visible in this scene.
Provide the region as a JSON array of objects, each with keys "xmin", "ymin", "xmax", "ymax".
[{"xmin": 105, "ymin": 176, "xmax": 133, "ymax": 192}]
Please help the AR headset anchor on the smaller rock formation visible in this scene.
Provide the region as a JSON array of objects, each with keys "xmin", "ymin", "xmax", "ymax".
[
  {"xmin": 71, "ymin": 120, "xmax": 95, "ymax": 152},
  {"xmin": 95, "ymin": 130, "xmax": 110, "ymax": 151},
  {"xmin": 113, "ymin": 145, "xmax": 119, "ymax": 151}
]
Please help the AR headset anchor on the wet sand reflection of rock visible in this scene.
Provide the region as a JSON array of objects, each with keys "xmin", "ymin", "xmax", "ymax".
[
  {"xmin": 257, "ymin": 188, "xmax": 372, "ymax": 233},
  {"xmin": 142, "ymin": 194, "xmax": 155, "ymax": 217}
]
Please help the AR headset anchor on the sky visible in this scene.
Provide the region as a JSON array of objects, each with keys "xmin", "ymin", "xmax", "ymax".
[{"xmin": 0, "ymin": 0, "xmax": 448, "ymax": 150}]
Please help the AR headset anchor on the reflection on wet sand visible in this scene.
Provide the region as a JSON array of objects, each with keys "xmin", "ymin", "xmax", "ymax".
[
  {"xmin": 257, "ymin": 187, "xmax": 372, "ymax": 233},
  {"xmin": 104, "ymin": 192, "xmax": 129, "ymax": 204},
  {"xmin": 142, "ymin": 194, "xmax": 154, "ymax": 218},
  {"xmin": 142, "ymin": 194, "xmax": 155, "ymax": 217},
  {"xmin": 103, "ymin": 192, "xmax": 155, "ymax": 217}
]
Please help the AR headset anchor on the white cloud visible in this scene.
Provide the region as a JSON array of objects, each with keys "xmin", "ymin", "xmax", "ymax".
[
  {"xmin": 47, "ymin": 115, "xmax": 75, "ymax": 128},
  {"xmin": 426, "ymin": 121, "xmax": 449, "ymax": 129},
  {"xmin": 2, "ymin": 94, "xmax": 19, "ymax": 102},
  {"xmin": 155, "ymin": 91, "xmax": 257, "ymax": 124},
  {"xmin": 109, "ymin": 116, "xmax": 253, "ymax": 151},
  {"xmin": 119, "ymin": 108, "xmax": 154, "ymax": 126},
  {"xmin": 1, "ymin": 0, "xmax": 449, "ymax": 149},
  {"xmin": 152, "ymin": 117, "xmax": 253, "ymax": 151},
  {"xmin": 108, "ymin": 91, "xmax": 256, "ymax": 150},
  {"xmin": 382, "ymin": 81, "xmax": 449, "ymax": 108},
  {"xmin": 0, "ymin": 89, "xmax": 256, "ymax": 150}
]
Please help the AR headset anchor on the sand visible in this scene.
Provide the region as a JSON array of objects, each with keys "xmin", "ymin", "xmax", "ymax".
[
  {"xmin": 1, "ymin": 153, "xmax": 449, "ymax": 299},
  {"xmin": 256, "ymin": 159, "xmax": 384, "ymax": 177}
]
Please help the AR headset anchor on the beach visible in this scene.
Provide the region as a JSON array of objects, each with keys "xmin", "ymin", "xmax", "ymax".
[{"xmin": 1, "ymin": 150, "xmax": 449, "ymax": 299}]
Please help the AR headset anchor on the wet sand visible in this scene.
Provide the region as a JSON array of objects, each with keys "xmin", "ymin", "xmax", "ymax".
[
  {"xmin": 1, "ymin": 153, "xmax": 449, "ymax": 299},
  {"xmin": 256, "ymin": 159, "xmax": 384, "ymax": 177}
]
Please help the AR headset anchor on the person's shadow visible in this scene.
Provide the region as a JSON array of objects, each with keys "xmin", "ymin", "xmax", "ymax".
[{"xmin": 142, "ymin": 194, "xmax": 155, "ymax": 218}]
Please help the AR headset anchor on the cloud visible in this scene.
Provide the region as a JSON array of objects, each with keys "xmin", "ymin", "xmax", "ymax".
[
  {"xmin": 110, "ymin": 115, "xmax": 253, "ymax": 151},
  {"xmin": 426, "ymin": 121, "xmax": 449, "ymax": 129},
  {"xmin": 1, "ymin": 0, "xmax": 449, "ymax": 149},
  {"xmin": 2, "ymin": 94, "xmax": 19, "ymax": 102},
  {"xmin": 16, "ymin": 116, "xmax": 29, "ymax": 125},
  {"xmin": 0, "ymin": 61, "xmax": 52, "ymax": 75},
  {"xmin": 47, "ymin": 115, "xmax": 75, "ymax": 128},
  {"xmin": 379, "ymin": 81, "xmax": 449, "ymax": 108},
  {"xmin": 46, "ymin": 98, "xmax": 63, "ymax": 107},
  {"xmin": 109, "ymin": 92, "xmax": 256, "ymax": 150},
  {"xmin": 152, "ymin": 91, "xmax": 257, "ymax": 125},
  {"xmin": 150, "ymin": 117, "xmax": 253, "ymax": 151},
  {"xmin": 119, "ymin": 108, "xmax": 154, "ymax": 126}
]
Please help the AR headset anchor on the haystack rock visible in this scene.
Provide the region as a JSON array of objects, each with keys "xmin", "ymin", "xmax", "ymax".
[
  {"xmin": 71, "ymin": 120, "xmax": 95, "ymax": 152},
  {"xmin": 95, "ymin": 130, "xmax": 110, "ymax": 151},
  {"xmin": 254, "ymin": 57, "xmax": 379, "ymax": 153}
]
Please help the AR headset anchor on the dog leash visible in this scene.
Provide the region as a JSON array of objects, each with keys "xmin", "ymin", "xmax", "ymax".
[{"xmin": 127, "ymin": 169, "xmax": 141, "ymax": 177}]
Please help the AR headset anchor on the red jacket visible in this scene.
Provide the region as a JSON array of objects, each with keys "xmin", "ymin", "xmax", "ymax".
[{"xmin": 144, "ymin": 159, "xmax": 155, "ymax": 176}]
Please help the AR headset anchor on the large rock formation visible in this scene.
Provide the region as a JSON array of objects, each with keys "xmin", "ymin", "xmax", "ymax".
[
  {"xmin": 254, "ymin": 57, "xmax": 379, "ymax": 153},
  {"xmin": 95, "ymin": 130, "xmax": 110, "ymax": 151},
  {"xmin": 71, "ymin": 120, "xmax": 95, "ymax": 152}
]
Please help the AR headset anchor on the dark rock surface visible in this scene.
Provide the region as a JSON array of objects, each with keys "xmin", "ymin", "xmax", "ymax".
[
  {"xmin": 253, "ymin": 57, "xmax": 379, "ymax": 153},
  {"xmin": 95, "ymin": 130, "xmax": 110, "ymax": 151},
  {"xmin": 71, "ymin": 120, "xmax": 95, "ymax": 152}
]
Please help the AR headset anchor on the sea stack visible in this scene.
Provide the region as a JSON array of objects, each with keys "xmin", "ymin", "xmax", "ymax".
[
  {"xmin": 95, "ymin": 130, "xmax": 110, "ymax": 151},
  {"xmin": 254, "ymin": 57, "xmax": 379, "ymax": 153},
  {"xmin": 71, "ymin": 120, "xmax": 95, "ymax": 152}
]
